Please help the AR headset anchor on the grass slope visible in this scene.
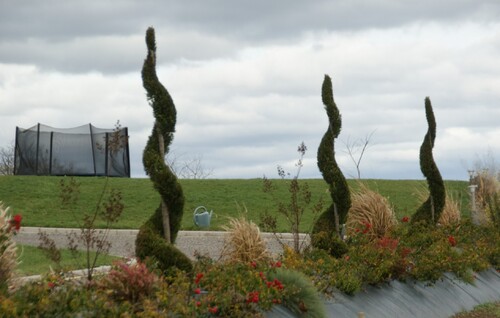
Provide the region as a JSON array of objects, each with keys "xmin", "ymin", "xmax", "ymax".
[
  {"xmin": 16, "ymin": 244, "xmax": 120, "ymax": 276},
  {"xmin": 0, "ymin": 176, "xmax": 470, "ymax": 232}
]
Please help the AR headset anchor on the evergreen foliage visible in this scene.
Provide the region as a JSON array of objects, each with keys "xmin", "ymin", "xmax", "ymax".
[
  {"xmin": 135, "ymin": 27, "xmax": 192, "ymax": 272},
  {"xmin": 412, "ymin": 97, "xmax": 446, "ymax": 224},
  {"xmin": 312, "ymin": 75, "xmax": 351, "ymax": 243}
]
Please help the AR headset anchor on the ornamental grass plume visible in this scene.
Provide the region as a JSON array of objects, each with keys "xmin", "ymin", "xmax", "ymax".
[
  {"xmin": 346, "ymin": 183, "xmax": 397, "ymax": 239},
  {"xmin": 0, "ymin": 202, "xmax": 19, "ymax": 292},
  {"xmin": 221, "ymin": 214, "xmax": 271, "ymax": 264}
]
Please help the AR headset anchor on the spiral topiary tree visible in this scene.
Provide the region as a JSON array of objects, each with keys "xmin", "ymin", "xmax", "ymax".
[
  {"xmin": 135, "ymin": 27, "xmax": 192, "ymax": 272},
  {"xmin": 412, "ymin": 97, "xmax": 446, "ymax": 224},
  {"xmin": 312, "ymin": 75, "xmax": 351, "ymax": 251}
]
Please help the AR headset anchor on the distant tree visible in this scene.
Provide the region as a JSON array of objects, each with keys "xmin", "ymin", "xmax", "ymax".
[
  {"xmin": 0, "ymin": 142, "xmax": 14, "ymax": 175},
  {"xmin": 343, "ymin": 130, "xmax": 375, "ymax": 179},
  {"xmin": 135, "ymin": 27, "xmax": 192, "ymax": 272},
  {"xmin": 412, "ymin": 97, "xmax": 445, "ymax": 224},
  {"xmin": 312, "ymin": 75, "xmax": 351, "ymax": 249},
  {"xmin": 166, "ymin": 152, "xmax": 213, "ymax": 179}
]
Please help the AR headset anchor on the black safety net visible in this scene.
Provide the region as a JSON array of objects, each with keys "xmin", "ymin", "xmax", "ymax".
[{"xmin": 14, "ymin": 123, "xmax": 130, "ymax": 177}]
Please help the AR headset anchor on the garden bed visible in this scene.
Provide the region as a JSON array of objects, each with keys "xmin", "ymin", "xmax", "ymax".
[{"xmin": 267, "ymin": 269, "xmax": 500, "ymax": 318}]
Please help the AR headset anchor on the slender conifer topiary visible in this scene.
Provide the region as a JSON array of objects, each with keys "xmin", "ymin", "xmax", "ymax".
[
  {"xmin": 312, "ymin": 75, "xmax": 351, "ymax": 246},
  {"xmin": 135, "ymin": 27, "xmax": 192, "ymax": 272},
  {"xmin": 412, "ymin": 97, "xmax": 446, "ymax": 224}
]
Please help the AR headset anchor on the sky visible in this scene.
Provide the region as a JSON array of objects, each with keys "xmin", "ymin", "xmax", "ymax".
[{"xmin": 1, "ymin": 0, "xmax": 500, "ymax": 180}]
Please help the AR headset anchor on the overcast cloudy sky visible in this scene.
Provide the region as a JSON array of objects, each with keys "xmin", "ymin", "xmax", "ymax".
[{"xmin": 1, "ymin": 1, "xmax": 499, "ymax": 180}]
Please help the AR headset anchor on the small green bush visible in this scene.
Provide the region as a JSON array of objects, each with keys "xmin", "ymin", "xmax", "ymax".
[
  {"xmin": 98, "ymin": 259, "xmax": 159, "ymax": 304},
  {"xmin": 311, "ymin": 230, "xmax": 348, "ymax": 258},
  {"xmin": 270, "ymin": 268, "xmax": 326, "ymax": 318},
  {"xmin": 135, "ymin": 220, "xmax": 192, "ymax": 273}
]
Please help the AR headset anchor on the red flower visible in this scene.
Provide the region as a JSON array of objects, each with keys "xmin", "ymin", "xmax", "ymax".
[
  {"xmin": 401, "ymin": 247, "xmax": 412, "ymax": 258},
  {"xmin": 272, "ymin": 299, "xmax": 282, "ymax": 304},
  {"xmin": 377, "ymin": 237, "xmax": 399, "ymax": 251},
  {"xmin": 259, "ymin": 272, "xmax": 265, "ymax": 280},
  {"xmin": 448, "ymin": 235, "xmax": 457, "ymax": 247},
  {"xmin": 195, "ymin": 273, "xmax": 204, "ymax": 284},
  {"xmin": 196, "ymin": 301, "xmax": 202, "ymax": 307},
  {"xmin": 208, "ymin": 306, "xmax": 218, "ymax": 314},
  {"xmin": 250, "ymin": 261, "xmax": 257, "ymax": 268},
  {"xmin": 344, "ymin": 255, "xmax": 350, "ymax": 261},
  {"xmin": 47, "ymin": 282, "xmax": 56, "ymax": 289},
  {"xmin": 401, "ymin": 216, "xmax": 409, "ymax": 223},
  {"xmin": 274, "ymin": 261, "xmax": 282, "ymax": 268},
  {"xmin": 9, "ymin": 214, "xmax": 22, "ymax": 232},
  {"xmin": 246, "ymin": 291, "xmax": 259, "ymax": 303},
  {"xmin": 362, "ymin": 221, "xmax": 372, "ymax": 234},
  {"xmin": 273, "ymin": 278, "xmax": 284, "ymax": 290},
  {"xmin": 194, "ymin": 288, "xmax": 201, "ymax": 294}
]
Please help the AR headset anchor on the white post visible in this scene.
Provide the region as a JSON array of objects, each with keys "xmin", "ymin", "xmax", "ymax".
[{"xmin": 469, "ymin": 184, "xmax": 479, "ymax": 225}]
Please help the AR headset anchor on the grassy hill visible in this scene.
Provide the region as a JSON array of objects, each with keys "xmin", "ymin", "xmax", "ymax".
[{"xmin": 0, "ymin": 176, "xmax": 470, "ymax": 232}]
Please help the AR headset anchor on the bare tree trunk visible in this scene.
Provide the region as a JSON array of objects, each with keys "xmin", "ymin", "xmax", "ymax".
[{"xmin": 157, "ymin": 125, "xmax": 171, "ymax": 243}]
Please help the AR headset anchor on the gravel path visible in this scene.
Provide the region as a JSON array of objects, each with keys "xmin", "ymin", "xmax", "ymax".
[{"xmin": 14, "ymin": 227, "xmax": 309, "ymax": 260}]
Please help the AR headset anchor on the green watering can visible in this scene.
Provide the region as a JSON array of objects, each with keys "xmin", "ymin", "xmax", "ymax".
[{"xmin": 193, "ymin": 206, "xmax": 213, "ymax": 227}]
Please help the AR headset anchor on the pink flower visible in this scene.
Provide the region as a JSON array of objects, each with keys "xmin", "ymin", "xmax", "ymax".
[{"xmin": 194, "ymin": 288, "xmax": 201, "ymax": 294}]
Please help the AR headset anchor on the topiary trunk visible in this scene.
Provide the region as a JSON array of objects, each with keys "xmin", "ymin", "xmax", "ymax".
[
  {"xmin": 412, "ymin": 97, "xmax": 446, "ymax": 224},
  {"xmin": 135, "ymin": 27, "xmax": 192, "ymax": 272},
  {"xmin": 312, "ymin": 75, "xmax": 351, "ymax": 244}
]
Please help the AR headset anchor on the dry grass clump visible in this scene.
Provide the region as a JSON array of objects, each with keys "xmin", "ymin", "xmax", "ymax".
[
  {"xmin": 472, "ymin": 171, "xmax": 500, "ymax": 224},
  {"xmin": 413, "ymin": 186, "xmax": 461, "ymax": 226},
  {"xmin": 346, "ymin": 184, "xmax": 397, "ymax": 239},
  {"xmin": 439, "ymin": 193, "xmax": 461, "ymax": 226},
  {"xmin": 0, "ymin": 202, "xmax": 18, "ymax": 290},
  {"xmin": 473, "ymin": 171, "xmax": 499, "ymax": 206},
  {"xmin": 220, "ymin": 215, "xmax": 271, "ymax": 264}
]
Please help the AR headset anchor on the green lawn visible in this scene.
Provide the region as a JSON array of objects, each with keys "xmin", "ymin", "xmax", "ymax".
[
  {"xmin": 0, "ymin": 176, "xmax": 470, "ymax": 232},
  {"xmin": 16, "ymin": 244, "xmax": 120, "ymax": 276}
]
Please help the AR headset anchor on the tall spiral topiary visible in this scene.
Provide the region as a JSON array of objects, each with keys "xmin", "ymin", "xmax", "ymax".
[
  {"xmin": 412, "ymin": 97, "xmax": 446, "ymax": 224},
  {"xmin": 312, "ymin": 75, "xmax": 351, "ymax": 245},
  {"xmin": 135, "ymin": 27, "xmax": 192, "ymax": 272}
]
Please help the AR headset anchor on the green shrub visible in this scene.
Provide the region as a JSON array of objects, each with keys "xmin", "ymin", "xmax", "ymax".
[
  {"xmin": 135, "ymin": 221, "xmax": 192, "ymax": 273},
  {"xmin": 412, "ymin": 97, "xmax": 446, "ymax": 224},
  {"xmin": 311, "ymin": 230, "xmax": 348, "ymax": 258},
  {"xmin": 270, "ymin": 269, "xmax": 326, "ymax": 318},
  {"xmin": 312, "ymin": 74, "xmax": 351, "ymax": 242},
  {"xmin": 135, "ymin": 26, "xmax": 192, "ymax": 273}
]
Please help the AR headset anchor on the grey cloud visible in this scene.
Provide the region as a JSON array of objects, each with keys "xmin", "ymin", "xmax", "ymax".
[{"xmin": 2, "ymin": 0, "xmax": 500, "ymax": 74}]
